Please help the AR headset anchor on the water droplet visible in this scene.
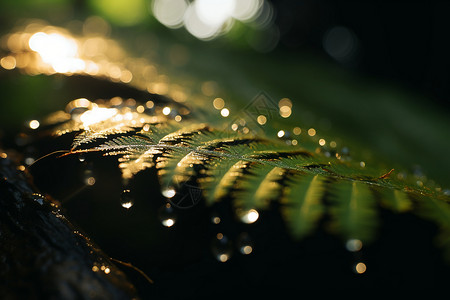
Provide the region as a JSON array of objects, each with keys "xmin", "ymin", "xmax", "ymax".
[
  {"xmin": 24, "ymin": 157, "xmax": 35, "ymax": 166},
  {"xmin": 83, "ymin": 169, "xmax": 96, "ymax": 186},
  {"xmin": 78, "ymin": 153, "xmax": 86, "ymax": 162},
  {"xmin": 237, "ymin": 232, "xmax": 254, "ymax": 255},
  {"xmin": 345, "ymin": 239, "xmax": 363, "ymax": 252},
  {"xmin": 211, "ymin": 212, "xmax": 221, "ymax": 225},
  {"xmin": 120, "ymin": 189, "xmax": 134, "ymax": 209},
  {"xmin": 353, "ymin": 262, "xmax": 367, "ymax": 274},
  {"xmin": 162, "ymin": 106, "xmax": 171, "ymax": 115},
  {"xmin": 239, "ymin": 208, "xmax": 259, "ymax": 224},
  {"xmin": 158, "ymin": 203, "xmax": 176, "ymax": 227},
  {"xmin": 28, "ymin": 120, "xmax": 40, "ymax": 130},
  {"xmin": 220, "ymin": 108, "xmax": 230, "ymax": 117},
  {"xmin": 161, "ymin": 187, "xmax": 176, "ymax": 198},
  {"xmin": 211, "ymin": 232, "xmax": 232, "ymax": 262}
]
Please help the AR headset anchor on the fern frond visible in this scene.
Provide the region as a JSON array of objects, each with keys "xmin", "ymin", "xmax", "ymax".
[
  {"xmin": 281, "ymin": 173, "xmax": 327, "ymax": 239},
  {"xmin": 36, "ymin": 97, "xmax": 450, "ymax": 256},
  {"xmin": 379, "ymin": 188, "xmax": 412, "ymax": 212},
  {"xmin": 328, "ymin": 180, "xmax": 378, "ymax": 243}
]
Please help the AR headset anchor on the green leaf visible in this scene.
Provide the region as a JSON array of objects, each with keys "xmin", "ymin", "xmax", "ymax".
[
  {"xmin": 328, "ymin": 180, "xmax": 378, "ymax": 243},
  {"xmin": 35, "ymin": 97, "xmax": 450, "ymax": 252},
  {"xmin": 281, "ymin": 173, "xmax": 326, "ymax": 239},
  {"xmin": 379, "ymin": 188, "xmax": 412, "ymax": 212}
]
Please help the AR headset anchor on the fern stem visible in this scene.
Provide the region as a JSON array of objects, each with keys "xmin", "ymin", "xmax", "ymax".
[{"xmin": 26, "ymin": 150, "xmax": 70, "ymax": 170}]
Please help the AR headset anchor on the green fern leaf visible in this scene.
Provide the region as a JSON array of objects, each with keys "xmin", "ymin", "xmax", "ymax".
[
  {"xmin": 379, "ymin": 188, "xmax": 412, "ymax": 212},
  {"xmin": 32, "ymin": 97, "xmax": 450, "ymax": 256},
  {"xmin": 281, "ymin": 173, "xmax": 327, "ymax": 239},
  {"xmin": 328, "ymin": 180, "xmax": 378, "ymax": 243}
]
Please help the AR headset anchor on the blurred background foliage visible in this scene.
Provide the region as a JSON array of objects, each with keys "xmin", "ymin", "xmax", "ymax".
[{"xmin": 0, "ymin": 0, "xmax": 449, "ymax": 188}]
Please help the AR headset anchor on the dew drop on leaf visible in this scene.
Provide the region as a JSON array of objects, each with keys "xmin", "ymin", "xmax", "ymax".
[
  {"xmin": 158, "ymin": 203, "xmax": 176, "ymax": 227},
  {"xmin": 120, "ymin": 189, "xmax": 134, "ymax": 209},
  {"xmin": 211, "ymin": 232, "xmax": 232, "ymax": 262}
]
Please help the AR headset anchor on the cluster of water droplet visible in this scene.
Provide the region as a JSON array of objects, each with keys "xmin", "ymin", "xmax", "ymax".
[
  {"xmin": 209, "ymin": 208, "xmax": 258, "ymax": 263},
  {"xmin": 345, "ymin": 238, "xmax": 367, "ymax": 275}
]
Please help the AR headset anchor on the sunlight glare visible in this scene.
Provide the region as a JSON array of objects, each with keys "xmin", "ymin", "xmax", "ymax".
[
  {"xmin": 29, "ymin": 32, "xmax": 84, "ymax": 73},
  {"xmin": 80, "ymin": 107, "xmax": 118, "ymax": 127},
  {"xmin": 195, "ymin": 0, "xmax": 235, "ymax": 27}
]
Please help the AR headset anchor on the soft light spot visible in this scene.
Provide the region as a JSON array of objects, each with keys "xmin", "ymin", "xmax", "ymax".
[
  {"xmin": 80, "ymin": 107, "xmax": 118, "ymax": 127},
  {"xmin": 120, "ymin": 70, "xmax": 133, "ymax": 83},
  {"xmin": 152, "ymin": 0, "xmax": 188, "ymax": 28},
  {"xmin": 1, "ymin": 56, "xmax": 16, "ymax": 70},
  {"xmin": 29, "ymin": 32, "xmax": 83, "ymax": 73},
  {"xmin": 293, "ymin": 127, "xmax": 301, "ymax": 135},
  {"xmin": 241, "ymin": 245, "xmax": 253, "ymax": 255},
  {"xmin": 29, "ymin": 120, "xmax": 40, "ymax": 130},
  {"xmin": 279, "ymin": 105, "xmax": 292, "ymax": 118},
  {"xmin": 220, "ymin": 108, "xmax": 230, "ymax": 117},
  {"xmin": 308, "ymin": 128, "xmax": 316, "ymax": 137},
  {"xmin": 319, "ymin": 138, "xmax": 326, "ymax": 146},
  {"xmin": 240, "ymin": 209, "xmax": 259, "ymax": 224},
  {"xmin": 277, "ymin": 130, "xmax": 285, "ymax": 138},
  {"xmin": 162, "ymin": 187, "xmax": 176, "ymax": 198},
  {"xmin": 86, "ymin": 177, "xmax": 96, "ymax": 186},
  {"xmin": 195, "ymin": 0, "xmax": 235, "ymax": 28},
  {"xmin": 232, "ymin": 0, "xmax": 263, "ymax": 21},
  {"xmin": 162, "ymin": 218, "xmax": 175, "ymax": 227},
  {"xmin": 355, "ymin": 262, "xmax": 367, "ymax": 274},
  {"xmin": 184, "ymin": 4, "xmax": 222, "ymax": 40},
  {"xmin": 136, "ymin": 105, "xmax": 145, "ymax": 113},
  {"xmin": 219, "ymin": 253, "xmax": 229, "ymax": 262},
  {"xmin": 278, "ymin": 98, "xmax": 292, "ymax": 108},
  {"xmin": 257, "ymin": 115, "xmax": 267, "ymax": 125},
  {"xmin": 323, "ymin": 26, "xmax": 358, "ymax": 63},
  {"xmin": 213, "ymin": 97, "xmax": 225, "ymax": 110},
  {"xmin": 346, "ymin": 239, "xmax": 363, "ymax": 252},
  {"xmin": 162, "ymin": 106, "xmax": 171, "ymax": 115}
]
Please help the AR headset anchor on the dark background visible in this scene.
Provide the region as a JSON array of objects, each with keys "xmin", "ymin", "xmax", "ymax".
[{"xmin": 274, "ymin": 0, "xmax": 450, "ymax": 111}]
